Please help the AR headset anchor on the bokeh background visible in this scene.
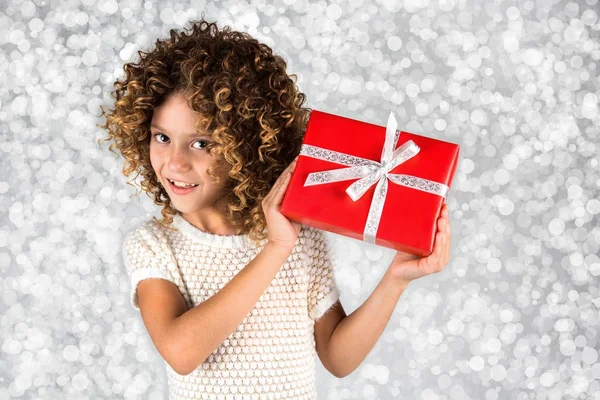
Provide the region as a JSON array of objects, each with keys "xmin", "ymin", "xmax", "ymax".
[{"xmin": 1, "ymin": 0, "xmax": 600, "ymax": 398}]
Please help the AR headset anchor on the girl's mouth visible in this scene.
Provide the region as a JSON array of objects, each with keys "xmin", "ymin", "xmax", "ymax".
[{"xmin": 167, "ymin": 179, "xmax": 198, "ymax": 195}]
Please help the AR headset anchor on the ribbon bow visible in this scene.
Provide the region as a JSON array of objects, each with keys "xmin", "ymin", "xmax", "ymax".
[{"xmin": 299, "ymin": 112, "xmax": 448, "ymax": 244}]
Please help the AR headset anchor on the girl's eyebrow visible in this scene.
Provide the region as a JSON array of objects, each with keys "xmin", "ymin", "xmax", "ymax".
[{"xmin": 150, "ymin": 124, "xmax": 211, "ymax": 138}]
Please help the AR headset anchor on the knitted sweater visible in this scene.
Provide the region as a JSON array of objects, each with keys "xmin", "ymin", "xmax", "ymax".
[{"xmin": 122, "ymin": 212, "xmax": 341, "ymax": 400}]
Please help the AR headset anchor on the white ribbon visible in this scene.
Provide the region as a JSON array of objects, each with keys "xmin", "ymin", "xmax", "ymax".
[{"xmin": 300, "ymin": 112, "xmax": 449, "ymax": 244}]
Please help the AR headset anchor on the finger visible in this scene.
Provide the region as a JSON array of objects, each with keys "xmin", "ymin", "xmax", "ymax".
[
  {"xmin": 263, "ymin": 178, "xmax": 281, "ymax": 208},
  {"xmin": 429, "ymin": 247, "xmax": 442, "ymax": 273},
  {"xmin": 438, "ymin": 217, "xmax": 444, "ymax": 233},
  {"xmin": 271, "ymin": 162, "xmax": 294, "ymax": 193},
  {"xmin": 274, "ymin": 170, "xmax": 292, "ymax": 204},
  {"xmin": 275, "ymin": 158, "xmax": 299, "ymax": 192},
  {"xmin": 273, "ymin": 173, "xmax": 292, "ymax": 208},
  {"xmin": 441, "ymin": 237, "xmax": 448, "ymax": 266},
  {"xmin": 285, "ymin": 156, "xmax": 299, "ymax": 172},
  {"xmin": 439, "ymin": 212, "xmax": 449, "ymax": 232},
  {"xmin": 282, "ymin": 169, "xmax": 293, "ymax": 188},
  {"xmin": 273, "ymin": 158, "xmax": 299, "ymax": 189},
  {"xmin": 264, "ymin": 158, "xmax": 299, "ymax": 208},
  {"xmin": 435, "ymin": 231, "xmax": 445, "ymax": 259},
  {"xmin": 271, "ymin": 172, "xmax": 286, "ymax": 194},
  {"xmin": 443, "ymin": 235, "xmax": 450, "ymax": 265},
  {"xmin": 435, "ymin": 235, "xmax": 446, "ymax": 272},
  {"xmin": 286, "ymin": 160, "xmax": 298, "ymax": 176},
  {"xmin": 428, "ymin": 232, "xmax": 441, "ymax": 267}
]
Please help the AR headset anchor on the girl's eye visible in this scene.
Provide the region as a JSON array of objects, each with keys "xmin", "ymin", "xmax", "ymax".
[
  {"xmin": 154, "ymin": 133, "xmax": 168, "ymax": 143},
  {"xmin": 153, "ymin": 133, "xmax": 209, "ymax": 150}
]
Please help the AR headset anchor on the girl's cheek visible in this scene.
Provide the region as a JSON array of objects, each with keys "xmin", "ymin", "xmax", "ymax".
[
  {"xmin": 148, "ymin": 149, "xmax": 160, "ymax": 173},
  {"xmin": 148, "ymin": 145, "xmax": 160, "ymax": 163}
]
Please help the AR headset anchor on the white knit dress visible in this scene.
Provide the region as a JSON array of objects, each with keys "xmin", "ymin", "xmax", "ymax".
[{"xmin": 122, "ymin": 212, "xmax": 341, "ymax": 400}]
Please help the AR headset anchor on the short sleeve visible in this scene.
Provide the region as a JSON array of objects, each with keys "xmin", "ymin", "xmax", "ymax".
[
  {"xmin": 122, "ymin": 226, "xmax": 181, "ymax": 311},
  {"xmin": 306, "ymin": 227, "xmax": 341, "ymax": 321}
]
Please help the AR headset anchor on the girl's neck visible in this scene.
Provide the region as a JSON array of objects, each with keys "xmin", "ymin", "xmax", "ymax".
[
  {"xmin": 172, "ymin": 213, "xmax": 252, "ymax": 249},
  {"xmin": 178, "ymin": 212, "xmax": 245, "ymax": 236}
]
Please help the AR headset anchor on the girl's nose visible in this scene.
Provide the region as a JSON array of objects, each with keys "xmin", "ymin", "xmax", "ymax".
[{"xmin": 168, "ymin": 149, "xmax": 192, "ymax": 170}]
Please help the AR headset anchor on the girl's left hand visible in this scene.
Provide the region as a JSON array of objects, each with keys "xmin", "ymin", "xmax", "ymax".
[{"xmin": 388, "ymin": 201, "xmax": 451, "ymax": 285}]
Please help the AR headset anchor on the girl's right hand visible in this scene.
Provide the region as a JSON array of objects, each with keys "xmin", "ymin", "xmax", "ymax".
[{"xmin": 261, "ymin": 155, "xmax": 302, "ymax": 251}]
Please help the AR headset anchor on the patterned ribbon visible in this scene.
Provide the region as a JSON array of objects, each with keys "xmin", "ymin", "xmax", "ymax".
[{"xmin": 299, "ymin": 112, "xmax": 449, "ymax": 244}]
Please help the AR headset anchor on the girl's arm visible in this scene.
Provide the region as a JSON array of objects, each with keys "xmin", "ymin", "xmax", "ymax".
[
  {"xmin": 323, "ymin": 268, "xmax": 408, "ymax": 378},
  {"xmin": 164, "ymin": 242, "xmax": 293, "ymax": 375},
  {"xmin": 324, "ymin": 204, "xmax": 451, "ymax": 377}
]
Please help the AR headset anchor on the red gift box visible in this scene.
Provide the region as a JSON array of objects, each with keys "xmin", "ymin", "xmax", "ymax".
[{"xmin": 280, "ymin": 110, "xmax": 460, "ymax": 257}]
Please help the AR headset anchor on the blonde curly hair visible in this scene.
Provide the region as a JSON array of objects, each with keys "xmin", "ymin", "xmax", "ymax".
[{"xmin": 98, "ymin": 16, "xmax": 311, "ymax": 246}]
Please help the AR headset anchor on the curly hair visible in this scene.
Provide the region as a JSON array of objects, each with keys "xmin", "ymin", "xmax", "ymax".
[{"xmin": 97, "ymin": 15, "xmax": 311, "ymax": 246}]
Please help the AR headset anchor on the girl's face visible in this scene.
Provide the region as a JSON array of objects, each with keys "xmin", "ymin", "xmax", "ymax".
[{"xmin": 149, "ymin": 93, "xmax": 230, "ymax": 221}]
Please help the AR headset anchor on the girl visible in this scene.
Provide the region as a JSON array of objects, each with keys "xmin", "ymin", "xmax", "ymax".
[{"xmin": 99, "ymin": 16, "xmax": 451, "ymax": 400}]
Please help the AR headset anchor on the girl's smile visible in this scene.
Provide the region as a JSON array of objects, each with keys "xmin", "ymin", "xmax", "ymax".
[{"xmin": 166, "ymin": 178, "xmax": 199, "ymax": 195}]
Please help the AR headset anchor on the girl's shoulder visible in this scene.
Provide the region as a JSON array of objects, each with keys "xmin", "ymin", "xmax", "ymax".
[
  {"xmin": 298, "ymin": 224, "xmax": 330, "ymax": 241},
  {"xmin": 295, "ymin": 224, "xmax": 331, "ymax": 254},
  {"xmin": 298, "ymin": 224, "xmax": 318, "ymax": 241},
  {"xmin": 123, "ymin": 217, "xmax": 172, "ymax": 251}
]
